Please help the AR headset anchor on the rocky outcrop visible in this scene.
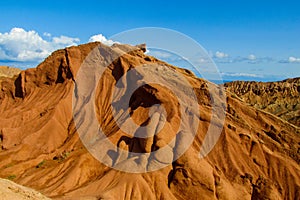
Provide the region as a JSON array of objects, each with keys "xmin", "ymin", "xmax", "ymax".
[{"xmin": 225, "ymin": 79, "xmax": 300, "ymax": 127}]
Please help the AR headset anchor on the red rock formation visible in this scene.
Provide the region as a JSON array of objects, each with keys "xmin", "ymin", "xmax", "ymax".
[
  {"xmin": 225, "ymin": 79, "xmax": 300, "ymax": 127},
  {"xmin": 0, "ymin": 42, "xmax": 299, "ymax": 199}
]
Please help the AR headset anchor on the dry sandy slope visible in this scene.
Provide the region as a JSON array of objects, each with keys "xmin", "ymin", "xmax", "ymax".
[
  {"xmin": 0, "ymin": 178, "xmax": 50, "ymax": 200},
  {"xmin": 0, "ymin": 42, "xmax": 299, "ymax": 199}
]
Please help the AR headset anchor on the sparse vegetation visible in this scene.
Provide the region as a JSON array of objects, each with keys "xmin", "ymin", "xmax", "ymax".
[
  {"xmin": 7, "ymin": 174, "xmax": 16, "ymax": 180},
  {"xmin": 4, "ymin": 163, "xmax": 14, "ymax": 168},
  {"xmin": 36, "ymin": 160, "xmax": 46, "ymax": 168},
  {"xmin": 231, "ymin": 93, "xmax": 239, "ymax": 99},
  {"xmin": 62, "ymin": 151, "xmax": 70, "ymax": 159},
  {"xmin": 53, "ymin": 151, "xmax": 71, "ymax": 162}
]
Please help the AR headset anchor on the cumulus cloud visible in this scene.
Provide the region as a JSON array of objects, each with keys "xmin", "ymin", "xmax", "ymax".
[
  {"xmin": 211, "ymin": 50, "xmax": 232, "ymax": 63},
  {"xmin": 248, "ymin": 54, "xmax": 256, "ymax": 60},
  {"xmin": 234, "ymin": 55, "xmax": 256, "ymax": 63},
  {"xmin": 210, "ymin": 49, "xmax": 277, "ymax": 65},
  {"xmin": 279, "ymin": 56, "xmax": 300, "ymax": 63},
  {"xmin": 288, "ymin": 56, "xmax": 300, "ymax": 63},
  {"xmin": 215, "ymin": 51, "xmax": 229, "ymax": 59},
  {"xmin": 0, "ymin": 27, "xmax": 79, "ymax": 63},
  {"xmin": 88, "ymin": 34, "xmax": 116, "ymax": 46},
  {"xmin": 43, "ymin": 32, "xmax": 51, "ymax": 37},
  {"xmin": 53, "ymin": 35, "xmax": 79, "ymax": 45}
]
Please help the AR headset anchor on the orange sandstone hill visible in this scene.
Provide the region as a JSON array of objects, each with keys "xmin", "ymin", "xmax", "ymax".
[
  {"xmin": 225, "ymin": 79, "xmax": 300, "ymax": 127},
  {"xmin": 0, "ymin": 42, "xmax": 299, "ymax": 200}
]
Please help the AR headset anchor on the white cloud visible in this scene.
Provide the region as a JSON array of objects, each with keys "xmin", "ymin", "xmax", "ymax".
[
  {"xmin": 214, "ymin": 54, "xmax": 272, "ymax": 64},
  {"xmin": 288, "ymin": 56, "xmax": 300, "ymax": 63},
  {"xmin": 148, "ymin": 50, "xmax": 173, "ymax": 59},
  {"xmin": 197, "ymin": 58, "xmax": 210, "ymax": 63},
  {"xmin": 0, "ymin": 27, "xmax": 80, "ymax": 62},
  {"xmin": 88, "ymin": 34, "xmax": 116, "ymax": 46},
  {"xmin": 215, "ymin": 51, "xmax": 229, "ymax": 59},
  {"xmin": 248, "ymin": 54, "xmax": 256, "ymax": 60},
  {"xmin": 53, "ymin": 36, "xmax": 79, "ymax": 45},
  {"xmin": 147, "ymin": 49, "xmax": 186, "ymax": 63},
  {"xmin": 43, "ymin": 32, "xmax": 51, "ymax": 37},
  {"xmin": 221, "ymin": 72, "xmax": 262, "ymax": 78},
  {"xmin": 211, "ymin": 50, "xmax": 275, "ymax": 64},
  {"xmin": 278, "ymin": 56, "xmax": 300, "ymax": 63}
]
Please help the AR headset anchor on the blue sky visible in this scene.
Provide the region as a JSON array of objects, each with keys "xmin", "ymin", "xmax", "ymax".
[{"xmin": 0, "ymin": 0, "xmax": 299, "ymax": 81}]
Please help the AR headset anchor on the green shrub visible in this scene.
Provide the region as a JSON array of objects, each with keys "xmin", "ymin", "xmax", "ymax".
[
  {"xmin": 7, "ymin": 174, "xmax": 16, "ymax": 180},
  {"xmin": 36, "ymin": 160, "xmax": 46, "ymax": 168}
]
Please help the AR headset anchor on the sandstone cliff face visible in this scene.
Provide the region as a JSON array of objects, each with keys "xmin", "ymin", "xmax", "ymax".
[
  {"xmin": 0, "ymin": 42, "xmax": 299, "ymax": 200},
  {"xmin": 225, "ymin": 79, "xmax": 300, "ymax": 127}
]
